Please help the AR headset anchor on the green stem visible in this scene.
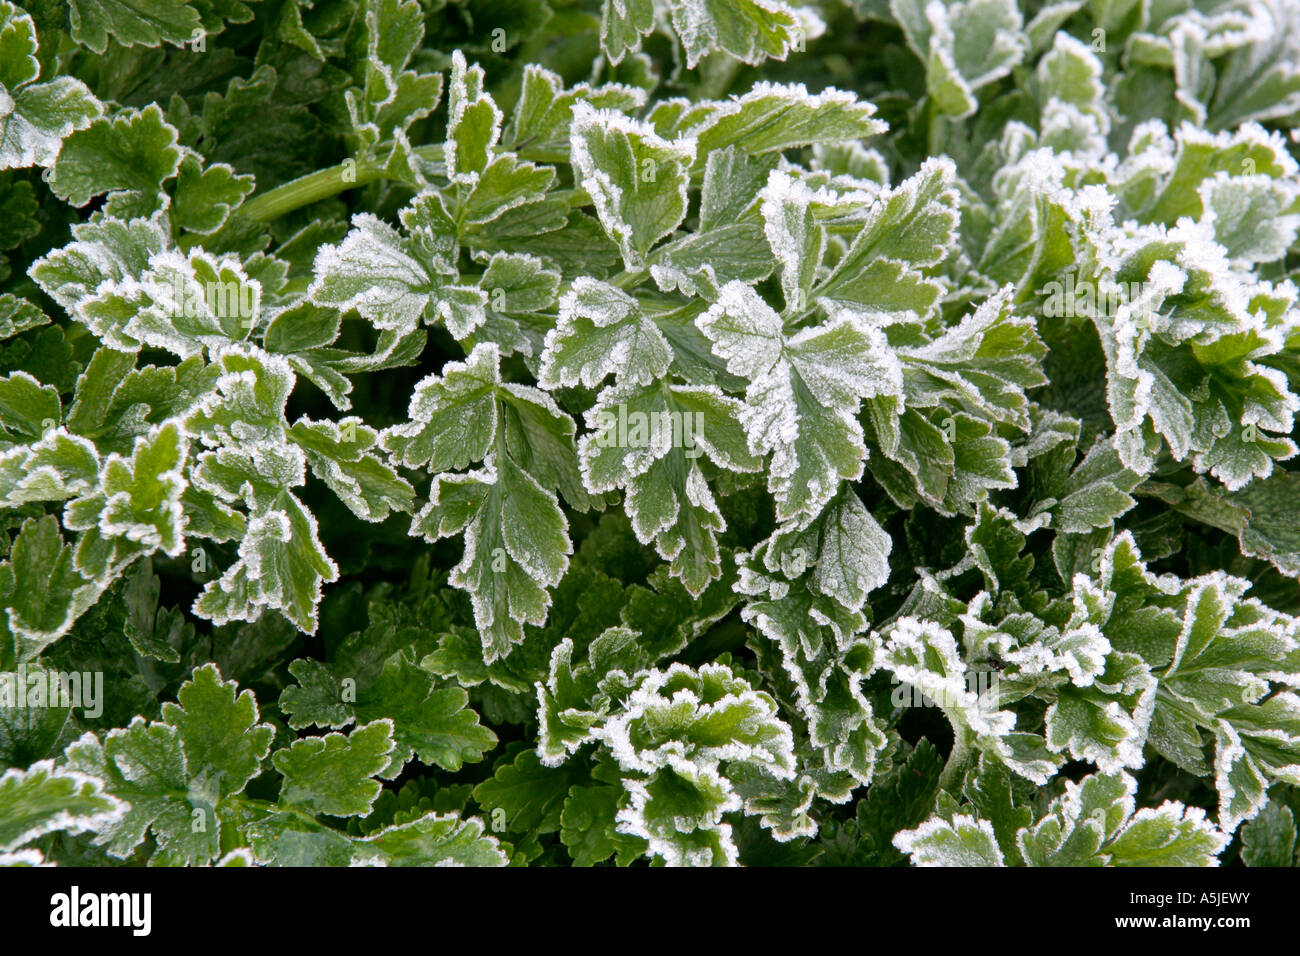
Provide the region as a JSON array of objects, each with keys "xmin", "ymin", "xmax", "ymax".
[
  {"xmin": 698, "ymin": 55, "xmax": 743, "ymax": 102},
  {"xmin": 239, "ymin": 145, "xmax": 447, "ymax": 222},
  {"xmin": 938, "ymin": 720, "xmax": 974, "ymax": 791},
  {"xmin": 240, "ymin": 148, "xmax": 592, "ymax": 225},
  {"xmin": 612, "ymin": 268, "xmax": 648, "ymax": 290},
  {"xmin": 240, "ymin": 162, "xmax": 382, "ymax": 222}
]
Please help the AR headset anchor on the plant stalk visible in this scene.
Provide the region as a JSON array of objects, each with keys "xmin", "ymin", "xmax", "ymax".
[
  {"xmin": 938, "ymin": 721, "xmax": 974, "ymax": 791},
  {"xmin": 239, "ymin": 145, "xmax": 447, "ymax": 222}
]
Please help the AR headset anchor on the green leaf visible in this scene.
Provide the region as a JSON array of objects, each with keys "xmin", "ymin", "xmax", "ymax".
[
  {"xmin": 356, "ymin": 811, "xmax": 509, "ymax": 866},
  {"xmin": 463, "ymin": 154, "xmax": 556, "ymax": 226},
  {"xmin": 1228, "ymin": 470, "xmax": 1300, "ymax": 577},
  {"xmin": 472, "ymin": 745, "xmax": 587, "ymax": 835},
  {"xmin": 0, "ymin": 369, "xmax": 60, "ymax": 443},
  {"xmin": 0, "ymin": 2, "xmax": 103, "ymax": 170},
  {"xmin": 816, "ymin": 739, "xmax": 942, "ymax": 866},
  {"xmin": 0, "ymin": 760, "xmax": 124, "ymax": 852},
  {"xmin": 367, "ymin": 673, "xmax": 497, "ymax": 773},
  {"xmin": 539, "ymin": 277, "xmax": 671, "ymax": 389},
  {"xmin": 1030, "ymin": 430, "xmax": 1141, "ymax": 535},
  {"xmin": 0, "ymin": 515, "xmax": 100, "ymax": 660},
  {"xmin": 893, "ymin": 814, "xmax": 1006, "ymax": 866},
  {"xmin": 172, "ymin": 154, "xmax": 254, "ymax": 234},
  {"xmin": 66, "ymin": 0, "xmax": 204, "ymax": 53},
  {"xmin": 1018, "ymin": 771, "xmax": 1228, "ymax": 866},
  {"xmin": 698, "ymin": 283, "xmax": 902, "ymax": 522},
  {"xmin": 509, "ymin": 65, "xmax": 647, "ymax": 158},
  {"xmin": 963, "ymin": 754, "xmax": 1034, "ymax": 863},
  {"xmin": 281, "ymin": 615, "xmax": 497, "ymax": 774},
  {"xmin": 50, "ymin": 105, "xmax": 182, "ymax": 213},
  {"xmin": 560, "ymin": 781, "xmax": 644, "ymax": 865},
  {"xmin": 160, "ymin": 663, "xmax": 273, "ymax": 798},
  {"xmin": 1240, "ymin": 799, "xmax": 1298, "ymax": 867},
  {"xmin": 570, "ymin": 104, "xmax": 695, "ymax": 270},
  {"xmin": 288, "ymin": 417, "xmax": 415, "ymax": 522},
  {"xmin": 273, "ymin": 720, "xmax": 396, "ymax": 817}
]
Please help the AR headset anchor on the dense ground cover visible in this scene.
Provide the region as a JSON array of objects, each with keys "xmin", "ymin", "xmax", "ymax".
[{"xmin": 2, "ymin": 0, "xmax": 1300, "ymax": 867}]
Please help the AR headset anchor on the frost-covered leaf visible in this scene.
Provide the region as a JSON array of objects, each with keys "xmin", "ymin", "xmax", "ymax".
[
  {"xmin": 600, "ymin": 0, "xmax": 810, "ymax": 68},
  {"xmin": 0, "ymin": 295, "xmax": 48, "ymax": 341},
  {"xmin": 64, "ymin": 420, "xmax": 190, "ymax": 583},
  {"xmin": 56, "ymin": 665, "xmax": 433, "ymax": 865},
  {"xmin": 578, "ymin": 380, "xmax": 757, "ymax": 592},
  {"xmin": 879, "ymin": 616, "xmax": 1059, "ymax": 784},
  {"xmin": 0, "ymin": 761, "xmax": 124, "ymax": 852},
  {"xmin": 66, "ymin": 0, "xmax": 204, "ymax": 53},
  {"xmin": 391, "ymin": 343, "xmax": 594, "ymax": 657},
  {"xmin": 1016, "ymin": 771, "xmax": 1227, "ymax": 866},
  {"xmin": 740, "ymin": 560, "xmax": 887, "ymax": 791},
  {"xmin": 1153, "ymin": 573, "xmax": 1300, "ymax": 831},
  {"xmin": 812, "ymin": 158, "xmax": 958, "ymax": 318},
  {"xmin": 539, "ymin": 278, "xmax": 671, "ymax": 389},
  {"xmin": 893, "ymin": 0, "xmax": 1027, "ymax": 118},
  {"xmin": 160, "ymin": 663, "xmax": 274, "ymax": 799},
  {"xmin": 50, "ymin": 106, "xmax": 181, "ymax": 215},
  {"xmin": 699, "ymin": 282, "xmax": 902, "ymax": 522},
  {"xmin": 6, "ymin": 0, "xmax": 1300, "ymax": 877},
  {"xmin": 415, "ymin": 458, "xmax": 570, "ymax": 661},
  {"xmin": 539, "ymin": 656, "xmax": 795, "ymax": 865},
  {"xmin": 381, "ymin": 343, "xmax": 499, "ymax": 472},
  {"xmin": 893, "ymin": 814, "xmax": 1005, "ymax": 866},
  {"xmin": 445, "ymin": 51, "xmax": 502, "ymax": 184},
  {"xmin": 1240, "ymin": 799, "xmax": 1297, "ymax": 867},
  {"xmin": 1206, "ymin": 0, "xmax": 1300, "ymax": 129},
  {"xmin": 570, "ymin": 104, "xmax": 695, "ymax": 270},
  {"xmin": 355, "ymin": 811, "xmax": 509, "ymax": 866},
  {"xmin": 62, "ymin": 718, "xmax": 220, "ymax": 865},
  {"xmin": 288, "ymin": 417, "xmax": 415, "ymax": 522},
  {"xmin": 344, "ymin": 0, "xmax": 443, "ymax": 179},
  {"xmin": 667, "ymin": 0, "xmax": 808, "ymax": 68},
  {"xmin": 691, "ymin": 83, "xmax": 886, "ymax": 157},
  {"xmin": 308, "ymin": 212, "xmax": 444, "ymax": 337},
  {"xmin": 186, "ymin": 346, "xmax": 340, "ymax": 634},
  {"xmin": 0, "ymin": 2, "xmax": 102, "ymax": 171},
  {"xmin": 272, "ymin": 720, "xmax": 396, "ymax": 817},
  {"xmin": 0, "ymin": 515, "xmax": 100, "ymax": 661}
]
